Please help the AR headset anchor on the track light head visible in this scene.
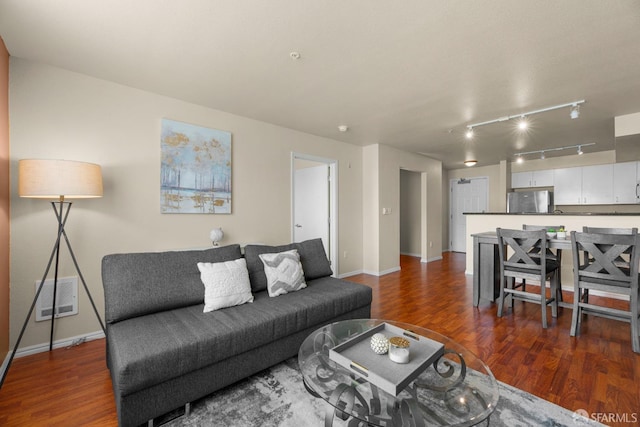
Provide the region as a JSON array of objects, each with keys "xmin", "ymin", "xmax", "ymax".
[
  {"xmin": 540, "ymin": 151, "xmax": 545, "ymax": 160},
  {"xmin": 518, "ymin": 116, "xmax": 528, "ymax": 131},
  {"xmin": 516, "ymin": 156, "xmax": 524, "ymax": 164},
  {"xmin": 577, "ymin": 145, "xmax": 583, "ymax": 155},
  {"xmin": 465, "ymin": 127, "xmax": 474, "ymax": 139},
  {"xmin": 570, "ymin": 104, "xmax": 580, "ymax": 119}
]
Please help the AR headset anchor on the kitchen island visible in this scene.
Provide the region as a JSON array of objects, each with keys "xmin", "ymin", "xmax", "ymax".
[{"xmin": 464, "ymin": 212, "xmax": 640, "ymax": 305}]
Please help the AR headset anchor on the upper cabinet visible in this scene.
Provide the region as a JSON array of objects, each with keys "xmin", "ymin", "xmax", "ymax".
[
  {"xmin": 511, "ymin": 170, "xmax": 554, "ymax": 188},
  {"xmin": 581, "ymin": 164, "xmax": 614, "ymax": 205},
  {"xmin": 613, "ymin": 161, "xmax": 640, "ymax": 204},
  {"xmin": 553, "ymin": 164, "xmax": 614, "ymax": 205},
  {"xmin": 514, "ymin": 162, "xmax": 638, "ymax": 205},
  {"xmin": 553, "ymin": 167, "xmax": 583, "ymax": 205}
]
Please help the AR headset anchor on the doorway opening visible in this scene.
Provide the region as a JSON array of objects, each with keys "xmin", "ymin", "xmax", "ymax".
[
  {"xmin": 291, "ymin": 153, "xmax": 338, "ymax": 275},
  {"xmin": 400, "ymin": 169, "xmax": 421, "ymax": 258}
]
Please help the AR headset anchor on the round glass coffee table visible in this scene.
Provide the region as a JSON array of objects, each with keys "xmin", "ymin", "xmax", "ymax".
[{"xmin": 298, "ymin": 319, "xmax": 499, "ymax": 427}]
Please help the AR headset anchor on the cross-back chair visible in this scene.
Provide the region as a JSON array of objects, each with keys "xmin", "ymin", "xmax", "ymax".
[
  {"xmin": 570, "ymin": 230, "xmax": 640, "ymax": 353},
  {"xmin": 582, "ymin": 227, "xmax": 638, "ymax": 267},
  {"xmin": 496, "ymin": 228, "xmax": 560, "ymax": 328},
  {"xmin": 522, "ymin": 224, "xmax": 565, "ymax": 301}
]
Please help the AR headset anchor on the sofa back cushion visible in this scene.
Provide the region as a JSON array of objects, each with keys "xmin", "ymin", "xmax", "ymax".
[
  {"xmin": 244, "ymin": 238, "xmax": 333, "ymax": 292},
  {"xmin": 102, "ymin": 244, "xmax": 242, "ymax": 324}
]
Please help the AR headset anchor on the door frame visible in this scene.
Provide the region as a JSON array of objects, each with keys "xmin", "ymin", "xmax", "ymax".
[{"xmin": 291, "ymin": 152, "xmax": 338, "ymax": 276}]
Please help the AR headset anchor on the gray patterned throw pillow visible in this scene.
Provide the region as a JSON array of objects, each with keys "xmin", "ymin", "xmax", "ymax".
[{"xmin": 258, "ymin": 249, "xmax": 307, "ymax": 297}]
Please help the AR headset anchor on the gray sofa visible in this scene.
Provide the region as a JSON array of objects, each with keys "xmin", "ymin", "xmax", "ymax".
[{"xmin": 102, "ymin": 239, "xmax": 372, "ymax": 426}]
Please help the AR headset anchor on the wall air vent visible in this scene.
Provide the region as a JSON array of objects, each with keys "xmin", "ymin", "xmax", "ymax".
[{"xmin": 35, "ymin": 276, "xmax": 78, "ymax": 321}]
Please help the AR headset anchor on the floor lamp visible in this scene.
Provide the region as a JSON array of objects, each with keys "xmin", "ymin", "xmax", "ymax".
[{"xmin": 0, "ymin": 159, "xmax": 106, "ymax": 389}]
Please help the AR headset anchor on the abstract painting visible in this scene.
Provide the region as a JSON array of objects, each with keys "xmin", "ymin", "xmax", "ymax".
[{"xmin": 161, "ymin": 119, "xmax": 232, "ymax": 213}]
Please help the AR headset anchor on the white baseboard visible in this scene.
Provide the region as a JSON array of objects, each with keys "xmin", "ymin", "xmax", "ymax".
[
  {"xmin": 421, "ymin": 256, "xmax": 443, "ymax": 263},
  {"xmin": 338, "ymin": 270, "xmax": 364, "ymax": 279},
  {"xmin": 0, "ymin": 352, "xmax": 9, "ymax": 383},
  {"xmin": 1, "ymin": 330, "xmax": 105, "ymax": 382},
  {"xmin": 363, "ymin": 266, "xmax": 401, "ymax": 277}
]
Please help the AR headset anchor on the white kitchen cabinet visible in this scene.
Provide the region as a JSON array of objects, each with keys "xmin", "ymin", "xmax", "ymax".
[
  {"xmin": 554, "ymin": 165, "xmax": 614, "ymax": 205},
  {"xmin": 581, "ymin": 164, "xmax": 613, "ymax": 204},
  {"xmin": 511, "ymin": 172, "xmax": 532, "ymax": 188},
  {"xmin": 532, "ymin": 169, "xmax": 554, "ymax": 187},
  {"xmin": 553, "ymin": 167, "xmax": 582, "ymax": 205},
  {"xmin": 613, "ymin": 161, "xmax": 640, "ymax": 204},
  {"xmin": 511, "ymin": 169, "xmax": 554, "ymax": 188}
]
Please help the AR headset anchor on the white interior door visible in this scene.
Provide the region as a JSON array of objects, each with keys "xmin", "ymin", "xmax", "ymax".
[
  {"xmin": 291, "ymin": 153, "xmax": 338, "ymax": 273},
  {"xmin": 450, "ymin": 178, "xmax": 488, "ymax": 252},
  {"xmin": 293, "ymin": 164, "xmax": 329, "ymax": 254}
]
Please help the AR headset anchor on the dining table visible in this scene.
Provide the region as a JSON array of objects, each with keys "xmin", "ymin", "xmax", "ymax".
[{"xmin": 471, "ymin": 231, "xmax": 573, "ymax": 308}]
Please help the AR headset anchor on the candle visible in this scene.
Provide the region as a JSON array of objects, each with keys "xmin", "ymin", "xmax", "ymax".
[
  {"xmin": 389, "ymin": 347, "xmax": 410, "ymax": 364},
  {"xmin": 388, "ymin": 336, "xmax": 410, "ymax": 364}
]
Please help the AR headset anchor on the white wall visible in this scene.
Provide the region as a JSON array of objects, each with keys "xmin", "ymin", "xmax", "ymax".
[
  {"xmin": 8, "ymin": 59, "xmax": 364, "ymax": 349},
  {"xmin": 615, "ymin": 112, "xmax": 640, "ymax": 137},
  {"xmin": 362, "ymin": 145, "xmax": 380, "ymax": 273},
  {"xmin": 363, "ymin": 144, "xmax": 442, "ymax": 274}
]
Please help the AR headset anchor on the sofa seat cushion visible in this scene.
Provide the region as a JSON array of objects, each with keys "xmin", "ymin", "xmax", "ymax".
[{"xmin": 107, "ymin": 277, "xmax": 372, "ymax": 395}]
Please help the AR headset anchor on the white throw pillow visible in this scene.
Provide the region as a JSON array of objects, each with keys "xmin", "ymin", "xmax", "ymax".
[
  {"xmin": 198, "ymin": 258, "xmax": 254, "ymax": 313},
  {"xmin": 259, "ymin": 249, "xmax": 307, "ymax": 297}
]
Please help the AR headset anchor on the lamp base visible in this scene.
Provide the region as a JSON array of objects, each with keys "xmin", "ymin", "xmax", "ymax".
[{"xmin": 0, "ymin": 201, "xmax": 105, "ymax": 389}]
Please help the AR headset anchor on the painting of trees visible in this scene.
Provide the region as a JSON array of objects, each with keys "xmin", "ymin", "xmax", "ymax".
[{"xmin": 160, "ymin": 119, "xmax": 232, "ymax": 213}]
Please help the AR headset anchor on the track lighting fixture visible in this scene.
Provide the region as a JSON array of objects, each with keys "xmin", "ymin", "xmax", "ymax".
[
  {"xmin": 465, "ymin": 100, "xmax": 585, "ymax": 134},
  {"xmin": 514, "ymin": 142, "xmax": 595, "ymax": 162}
]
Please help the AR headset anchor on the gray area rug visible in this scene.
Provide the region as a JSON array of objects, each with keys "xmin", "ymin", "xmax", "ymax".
[{"xmin": 164, "ymin": 358, "xmax": 604, "ymax": 427}]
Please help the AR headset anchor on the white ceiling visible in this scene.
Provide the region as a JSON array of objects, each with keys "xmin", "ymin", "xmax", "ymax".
[{"xmin": 1, "ymin": 0, "xmax": 640, "ymax": 169}]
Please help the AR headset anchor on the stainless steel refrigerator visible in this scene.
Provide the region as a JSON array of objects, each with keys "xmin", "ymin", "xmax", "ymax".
[{"xmin": 507, "ymin": 190, "xmax": 554, "ymax": 213}]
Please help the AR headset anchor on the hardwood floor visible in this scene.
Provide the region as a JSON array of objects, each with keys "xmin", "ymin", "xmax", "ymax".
[{"xmin": 0, "ymin": 252, "xmax": 638, "ymax": 426}]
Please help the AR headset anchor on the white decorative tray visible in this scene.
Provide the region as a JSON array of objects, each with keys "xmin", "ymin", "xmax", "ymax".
[{"xmin": 329, "ymin": 323, "xmax": 445, "ymax": 396}]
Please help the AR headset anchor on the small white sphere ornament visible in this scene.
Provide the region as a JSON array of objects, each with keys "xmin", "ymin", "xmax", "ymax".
[
  {"xmin": 209, "ymin": 228, "xmax": 224, "ymax": 246},
  {"xmin": 370, "ymin": 333, "xmax": 389, "ymax": 355}
]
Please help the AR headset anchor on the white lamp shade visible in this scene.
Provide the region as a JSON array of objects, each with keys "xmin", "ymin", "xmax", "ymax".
[{"xmin": 18, "ymin": 159, "xmax": 103, "ymax": 199}]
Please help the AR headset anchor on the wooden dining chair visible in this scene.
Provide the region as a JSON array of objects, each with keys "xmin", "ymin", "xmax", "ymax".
[
  {"xmin": 522, "ymin": 224, "xmax": 565, "ymax": 302},
  {"xmin": 575, "ymin": 227, "xmax": 638, "ymax": 310},
  {"xmin": 582, "ymin": 227, "xmax": 638, "ymax": 235},
  {"xmin": 570, "ymin": 230, "xmax": 640, "ymax": 353},
  {"xmin": 496, "ymin": 228, "xmax": 561, "ymax": 328},
  {"xmin": 582, "ymin": 227, "xmax": 637, "ymax": 277}
]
